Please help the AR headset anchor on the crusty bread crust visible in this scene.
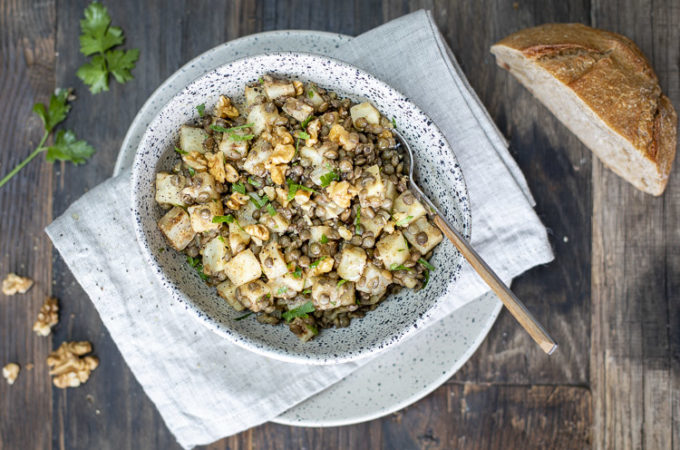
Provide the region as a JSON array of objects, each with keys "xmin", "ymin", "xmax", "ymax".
[{"xmin": 491, "ymin": 23, "xmax": 677, "ymax": 195}]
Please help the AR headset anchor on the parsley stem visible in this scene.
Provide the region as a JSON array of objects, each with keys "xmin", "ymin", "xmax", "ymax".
[{"xmin": 0, "ymin": 131, "xmax": 49, "ymax": 189}]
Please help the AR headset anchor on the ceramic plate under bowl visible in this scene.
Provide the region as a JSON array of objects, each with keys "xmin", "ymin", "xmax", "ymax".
[{"xmin": 131, "ymin": 52, "xmax": 471, "ymax": 364}]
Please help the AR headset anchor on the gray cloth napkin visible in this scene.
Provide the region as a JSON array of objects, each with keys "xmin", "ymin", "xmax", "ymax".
[{"xmin": 46, "ymin": 10, "xmax": 553, "ymax": 449}]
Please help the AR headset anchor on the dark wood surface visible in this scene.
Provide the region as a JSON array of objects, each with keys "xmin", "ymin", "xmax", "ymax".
[{"xmin": 0, "ymin": 1, "xmax": 676, "ymax": 449}]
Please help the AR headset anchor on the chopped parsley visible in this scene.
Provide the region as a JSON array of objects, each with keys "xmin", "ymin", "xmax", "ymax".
[
  {"xmin": 187, "ymin": 167, "xmax": 195, "ymax": 177},
  {"xmin": 298, "ymin": 131, "xmax": 310, "ymax": 140},
  {"xmin": 212, "ymin": 214, "xmax": 235, "ymax": 224},
  {"xmin": 302, "ymin": 289, "xmax": 312, "ymax": 295},
  {"xmin": 310, "ymin": 256, "xmax": 326, "ymax": 269},
  {"xmin": 186, "ymin": 256, "xmax": 208, "ymax": 280},
  {"xmin": 320, "ymin": 169, "xmax": 339, "ymax": 188},
  {"xmin": 300, "ymin": 115, "xmax": 313, "ymax": 129},
  {"xmin": 247, "ymin": 176, "xmax": 261, "ymax": 187},
  {"xmin": 235, "ymin": 312, "xmax": 253, "ymax": 321},
  {"xmin": 418, "ymin": 258, "xmax": 435, "ymax": 271},
  {"xmin": 306, "ymin": 324, "xmax": 319, "ymax": 334},
  {"xmin": 395, "ymin": 215, "xmax": 413, "ymax": 227},
  {"xmin": 286, "ymin": 179, "xmax": 317, "ymax": 201},
  {"xmin": 320, "ymin": 234, "xmax": 328, "ymax": 244},
  {"xmin": 232, "ymin": 182, "xmax": 246, "ymax": 194},
  {"xmin": 307, "ymin": 90, "xmax": 314, "ymax": 98},
  {"xmin": 282, "ymin": 301, "xmax": 315, "ymax": 322},
  {"xmin": 174, "ymin": 146, "xmax": 188, "ymax": 155},
  {"xmin": 210, "ymin": 123, "xmax": 255, "ymax": 141},
  {"xmin": 258, "ymin": 77, "xmax": 264, "ymax": 84},
  {"xmin": 196, "ymin": 103, "xmax": 205, "ymax": 117},
  {"xmin": 292, "ymin": 266, "xmax": 303, "ymax": 278},
  {"xmin": 266, "ymin": 203, "xmax": 277, "ymax": 216},
  {"xmin": 391, "ymin": 117, "xmax": 397, "ymax": 128},
  {"xmin": 422, "ymin": 270, "xmax": 430, "ymax": 288},
  {"xmin": 276, "ymin": 286, "xmax": 288, "ymax": 295},
  {"xmin": 390, "ymin": 263, "xmax": 411, "ymax": 272},
  {"xmin": 337, "ymin": 279, "xmax": 347, "ymax": 287},
  {"xmin": 248, "ymin": 192, "xmax": 269, "ymax": 208}
]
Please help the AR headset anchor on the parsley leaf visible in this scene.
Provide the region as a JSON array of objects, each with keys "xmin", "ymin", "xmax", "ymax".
[
  {"xmin": 248, "ymin": 192, "xmax": 268, "ymax": 208},
  {"xmin": 418, "ymin": 258, "xmax": 435, "ymax": 271},
  {"xmin": 300, "ymin": 115, "xmax": 313, "ymax": 129},
  {"xmin": 186, "ymin": 256, "xmax": 208, "ymax": 280},
  {"xmin": 212, "ymin": 214, "xmax": 235, "ymax": 224},
  {"xmin": 235, "ymin": 312, "xmax": 253, "ymax": 321},
  {"xmin": 276, "ymin": 286, "xmax": 288, "ymax": 295},
  {"xmin": 45, "ymin": 130, "xmax": 96, "ymax": 164},
  {"xmin": 266, "ymin": 204, "xmax": 277, "ymax": 216},
  {"xmin": 337, "ymin": 279, "xmax": 347, "ymax": 287},
  {"xmin": 232, "ymin": 182, "xmax": 246, "ymax": 194},
  {"xmin": 175, "ymin": 146, "xmax": 188, "ymax": 155},
  {"xmin": 395, "ymin": 215, "xmax": 414, "ymax": 227},
  {"xmin": 298, "ymin": 131, "xmax": 310, "ymax": 140},
  {"xmin": 292, "ymin": 266, "xmax": 302, "ymax": 278},
  {"xmin": 196, "ymin": 104, "xmax": 205, "ymax": 117},
  {"xmin": 210, "ymin": 123, "xmax": 255, "ymax": 141},
  {"xmin": 320, "ymin": 234, "xmax": 328, "ymax": 244},
  {"xmin": 282, "ymin": 301, "xmax": 315, "ymax": 322},
  {"xmin": 247, "ymin": 177, "xmax": 261, "ymax": 187},
  {"xmin": 422, "ymin": 269, "xmax": 430, "ymax": 288},
  {"xmin": 391, "ymin": 117, "xmax": 397, "ymax": 129},
  {"xmin": 33, "ymin": 88, "xmax": 70, "ymax": 132},
  {"xmin": 310, "ymin": 256, "xmax": 326, "ymax": 269},
  {"xmin": 307, "ymin": 90, "xmax": 314, "ymax": 98},
  {"xmin": 77, "ymin": 2, "xmax": 138, "ymax": 94},
  {"xmin": 390, "ymin": 263, "xmax": 411, "ymax": 271},
  {"xmin": 320, "ymin": 170, "xmax": 339, "ymax": 188},
  {"xmin": 187, "ymin": 167, "xmax": 195, "ymax": 177},
  {"xmin": 302, "ymin": 289, "xmax": 312, "ymax": 295}
]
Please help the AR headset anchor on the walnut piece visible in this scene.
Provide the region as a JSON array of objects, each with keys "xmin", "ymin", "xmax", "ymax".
[
  {"xmin": 214, "ymin": 95, "xmax": 239, "ymax": 119},
  {"xmin": 226, "ymin": 192, "xmax": 250, "ymax": 210},
  {"xmin": 326, "ymin": 180, "xmax": 358, "ymax": 209},
  {"xmin": 269, "ymin": 164, "xmax": 287, "ymax": 185},
  {"xmin": 223, "ymin": 163, "xmax": 240, "ymax": 183},
  {"xmin": 204, "ymin": 152, "xmax": 226, "ymax": 183},
  {"xmin": 244, "ymin": 224, "xmax": 270, "ymax": 242},
  {"xmin": 2, "ymin": 273, "xmax": 33, "ymax": 296},
  {"xmin": 47, "ymin": 341, "xmax": 99, "ymax": 389},
  {"xmin": 182, "ymin": 151, "xmax": 208, "ymax": 171},
  {"xmin": 33, "ymin": 297, "xmax": 59, "ymax": 337},
  {"xmin": 2, "ymin": 363, "xmax": 20, "ymax": 385},
  {"xmin": 328, "ymin": 124, "xmax": 359, "ymax": 151}
]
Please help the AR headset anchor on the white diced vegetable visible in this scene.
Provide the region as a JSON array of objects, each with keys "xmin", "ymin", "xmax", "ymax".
[
  {"xmin": 219, "ymin": 133, "xmax": 249, "ymax": 160},
  {"xmin": 306, "ymin": 85, "xmax": 325, "ymax": 107},
  {"xmin": 242, "ymin": 139, "xmax": 273, "ymax": 176},
  {"xmin": 247, "ymin": 103, "xmax": 281, "ymax": 136},
  {"xmin": 235, "ymin": 201, "xmax": 258, "ymax": 226},
  {"xmin": 336, "ymin": 245, "xmax": 367, "ymax": 282},
  {"xmin": 224, "ymin": 249, "xmax": 262, "ymax": 286},
  {"xmin": 360, "ymin": 214, "xmax": 386, "ymax": 237},
  {"xmin": 181, "ymin": 171, "xmax": 219, "ymax": 202},
  {"xmin": 259, "ymin": 212, "xmax": 290, "ymax": 234},
  {"xmin": 228, "ymin": 221, "xmax": 251, "ymax": 254},
  {"xmin": 268, "ymin": 272, "xmax": 305, "ymax": 298},
  {"xmin": 392, "ymin": 190, "xmax": 427, "ymax": 227},
  {"xmin": 309, "ymin": 226, "xmax": 333, "ymax": 242},
  {"xmin": 356, "ymin": 263, "xmax": 392, "ymax": 296},
  {"xmin": 263, "ymin": 79, "xmax": 296, "ymax": 100},
  {"xmin": 158, "ymin": 207, "xmax": 196, "ymax": 251},
  {"xmin": 201, "ymin": 236, "xmax": 229, "ymax": 276},
  {"xmin": 350, "ymin": 102, "xmax": 381, "ymax": 125},
  {"xmin": 383, "ymin": 179, "xmax": 398, "ymax": 202},
  {"xmin": 358, "ymin": 165, "xmax": 385, "ymax": 208},
  {"xmin": 306, "ymin": 256, "xmax": 334, "ymax": 277},
  {"xmin": 258, "ymin": 241, "xmax": 288, "ymax": 280},
  {"xmin": 282, "ymin": 97, "xmax": 314, "ymax": 123},
  {"xmin": 179, "ymin": 125, "xmax": 208, "ymax": 153},
  {"xmin": 216, "ymin": 279, "xmax": 245, "ymax": 311},
  {"xmin": 402, "ymin": 216, "xmax": 443, "ymax": 255},
  {"xmin": 244, "ymin": 85, "xmax": 265, "ymax": 106},
  {"xmin": 155, "ymin": 172, "xmax": 185, "ymax": 208},
  {"xmin": 310, "ymin": 277, "xmax": 356, "ymax": 310},
  {"xmin": 375, "ymin": 231, "xmax": 409, "ymax": 269},
  {"xmin": 188, "ymin": 201, "xmax": 224, "ymax": 233},
  {"xmin": 236, "ymin": 279, "xmax": 271, "ymax": 311}
]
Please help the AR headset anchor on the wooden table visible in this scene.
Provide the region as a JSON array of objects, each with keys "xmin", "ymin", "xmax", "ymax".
[{"xmin": 1, "ymin": 1, "xmax": 677, "ymax": 448}]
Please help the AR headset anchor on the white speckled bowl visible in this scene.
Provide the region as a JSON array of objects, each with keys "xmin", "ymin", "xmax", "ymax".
[{"xmin": 131, "ymin": 52, "xmax": 471, "ymax": 365}]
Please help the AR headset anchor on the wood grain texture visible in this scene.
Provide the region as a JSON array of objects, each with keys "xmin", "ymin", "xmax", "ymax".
[
  {"xmin": 0, "ymin": 0, "xmax": 55, "ymax": 449},
  {"xmin": 207, "ymin": 384, "xmax": 591, "ymax": 450},
  {"xmin": 591, "ymin": 1, "xmax": 680, "ymax": 449}
]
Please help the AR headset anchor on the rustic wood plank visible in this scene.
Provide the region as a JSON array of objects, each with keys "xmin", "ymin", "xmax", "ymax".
[
  {"xmin": 591, "ymin": 1, "xmax": 680, "ymax": 449},
  {"xmin": 434, "ymin": 0, "xmax": 592, "ymax": 385},
  {"xmin": 207, "ymin": 384, "xmax": 591, "ymax": 449},
  {"xmin": 0, "ymin": 0, "xmax": 56, "ymax": 448}
]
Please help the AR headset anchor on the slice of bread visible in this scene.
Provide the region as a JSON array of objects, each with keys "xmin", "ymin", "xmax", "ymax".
[{"xmin": 491, "ymin": 23, "xmax": 677, "ymax": 196}]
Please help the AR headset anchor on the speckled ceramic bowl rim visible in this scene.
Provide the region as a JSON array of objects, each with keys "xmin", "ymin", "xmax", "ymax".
[{"xmin": 131, "ymin": 51, "xmax": 471, "ymax": 365}]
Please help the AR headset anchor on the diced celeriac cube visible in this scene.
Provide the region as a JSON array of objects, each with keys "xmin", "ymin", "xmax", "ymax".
[
  {"xmin": 358, "ymin": 165, "xmax": 385, "ymax": 208},
  {"xmin": 310, "ymin": 277, "xmax": 355, "ymax": 310},
  {"xmin": 356, "ymin": 263, "xmax": 393, "ymax": 296},
  {"xmin": 267, "ymin": 272, "xmax": 305, "ymax": 298},
  {"xmin": 402, "ymin": 216, "xmax": 444, "ymax": 255},
  {"xmin": 306, "ymin": 85, "xmax": 325, "ymax": 107},
  {"xmin": 336, "ymin": 245, "xmax": 367, "ymax": 282},
  {"xmin": 375, "ymin": 231, "xmax": 409, "ymax": 269},
  {"xmin": 299, "ymin": 145, "xmax": 325, "ymax": 167},
  {"xmin": 236, "ymin": 279, "xmax": 271, "ymax": 311},
  {"xmin": 216, "ymin": 279, "xmax": 245, "ymax": 311},
  {"xmin": 282, "ymin": 97, "xmax": 314, "ymax": 123},
  {"xmin": 155, "ymin": 172, "xmax": 185, "ymax": 208},
  {"xmin": 309, "ymin": 226, "xmax": 333, "ymax": 242},
  {"xmin": 259, "ymin": 212, "xmax": 290, "ymax": 233},
  {"xmin": 188, "ymin": 201, "xmax": 224, "ymax": 233},
  {"xmin": 179, "ymin": 125, "xmax": 208, "ymax": 153},
  {"xmin": 181, "ymin": 172, "xmax": 219, "ymax": 202},
  {"xmin": 359, "ymin": 213, "xmax": 386, "ymax": 237},
  {"xmin": 263, "ymin": 79, "xmax": 296, "ymax": 100},
  {"xmin": 242, "ymin": 139, "xmax": 274, "ymax": 176},
  {"xmin": 326, "ymin": 180, "xmax": 357, "ymax": 209},
  {"xmin": 244, "ymin": 85, "xmax": 265, "ymax": 106},
  {"xmin": 350, "ymin": 102, "xmax": 381, "ymax": 126},
  {"xmin": 383, "ymin": 179, "xmax": 398, "ymax": 202},
  {"xmin": 158, "ymin": 207, "xmax": 196, "ymax": 251},
  {"xmin": 228, "ymin": 221, "xmax": 250, "ymax": 254},
  {"xmin": 306, "ymin": 256, "xmax": 334, "ymax": 277},
  {"xmin": 392, "ymin": 190, "xmax": 427, "ymax": 227},
  {"xmin": 247, "ymin": 103, "xmax": 281, "ymax": 136},
  {"xmin": 201, "ymin": 236, "xmax": 229, "ymax": 276},
  {"xmin": 224, "ymin": 249, "xmax": 262, "ymax": 286},
  {"xmin": 219, "ymin": 134, "xmax": 249, "ymax": 160},
  {"xmin": 258, "ymin": 241, "xmax": 288, "ymax": 279},
  {"xmin": 235, "ymin": 201, "xmax": 258, "ymax": 226}
]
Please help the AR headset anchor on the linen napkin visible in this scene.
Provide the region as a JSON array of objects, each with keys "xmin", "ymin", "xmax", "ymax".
[{"xmin": 46, "ymin": 10, "xmax": 553, "ymax": 449}]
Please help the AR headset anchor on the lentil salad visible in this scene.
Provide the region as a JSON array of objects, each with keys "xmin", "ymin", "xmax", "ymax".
[{"xmin": 154, "ymin": 75, "xmax": 443, "ymax": 341}]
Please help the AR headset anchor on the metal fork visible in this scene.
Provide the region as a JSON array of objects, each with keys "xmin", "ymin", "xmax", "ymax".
[{"xmin": 393, "ymin": 130, "xmax": 557, "ymax": 355}]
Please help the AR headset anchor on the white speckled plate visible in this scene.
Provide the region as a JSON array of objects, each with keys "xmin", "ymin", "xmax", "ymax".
[{"xmin": 115, "ymin": 30, "xmax": 501, "ymax": 426}]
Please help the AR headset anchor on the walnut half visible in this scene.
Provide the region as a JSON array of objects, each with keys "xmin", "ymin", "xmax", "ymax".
[
  {"xmin": 33, "ymin": 297, "xmax": 59, "ymax": 337},
  {"xmin": 47, "ymin": 342, "xmax": 99, "ymax": 389},
  {"xmin": 2, "ymin": 363, "xmax": 20, "ymax": 385},
  {"xmin": 1, "ymin": 273, "xmax": 33, "ymax": 296}
]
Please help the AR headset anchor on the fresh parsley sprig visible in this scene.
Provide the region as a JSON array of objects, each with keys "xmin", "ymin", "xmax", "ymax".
[
  {"xmin": 319, "ymin": 169, "xmax": 339, "ymax": 188},
  {"xmin": 77, "ymin": 2, "xmax": 139, "ymax": 94},
  {"xmin": 282, "ymin": 301, "xmax": 315, "ymax": 322},
  {"xmin": 0, "ymin": 89, "xmax": 95, "ymax": 190}
]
